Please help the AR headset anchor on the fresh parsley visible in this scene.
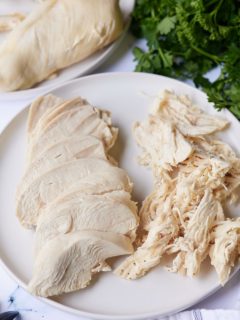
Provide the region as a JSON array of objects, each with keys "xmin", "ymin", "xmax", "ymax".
[{"xmin": 131, "ymin": 0, "xmax": 240, "ymax": 120}]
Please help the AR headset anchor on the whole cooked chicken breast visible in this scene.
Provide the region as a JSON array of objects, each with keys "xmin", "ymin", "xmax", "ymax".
[{"xmin": 0, "ymin": 0, "xmax": 123, "ymax": 91}]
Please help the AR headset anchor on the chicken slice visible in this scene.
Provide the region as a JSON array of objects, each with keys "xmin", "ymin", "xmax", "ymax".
[
  {"xmin": 27, "ymin": 94, "xmax": 65, "ymax": 134},
  {"xmin": 28, "ymin": 230, "xmax": 133, "ymax": 297},
  {"xmin": 115, "ymin": 196, "xmax": 179, "ymax": 279},
  {"xmin": 17, "ymin": 136, "xmax": 107, "ymax": 198},
  {"xmin": 167, "ymin": 190, "xmax": 224, "ymax": 277},
  {"xmin": 29, "ymin": 97, "xmax": 87, "ymax": 144},
  {"xmin": 52, "ymin": 169, "xmax": 133, "ymax": 202},
  {"xmin": 28, "ymin": 102, "xmax": 118, "ymax": 162},
  {"xmin": 16, "ymin": 158, "xmax": 132, "ymax": 228},
  {"xmin": 152, "ymin": 90, "xmax": 229, "ymax": 136},
  {"xmin": 35, "ymin": 190, "xmax": 138, "ymax": 253},
  {"xmin": 133, "ymin": 116, "xmax": 193, "ymax": 170},
  {"xmin": 210, "ymin": 218, "xmax": 240, "ymax": 284},
  {"xmin": 0, "ymin": 13, "xmax": 25, "ymax": 32}
]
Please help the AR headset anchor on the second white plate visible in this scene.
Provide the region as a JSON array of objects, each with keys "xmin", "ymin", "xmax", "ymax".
[{"xmin": 0, "ymin": 73, "xmax": 240, "ymax": 319}]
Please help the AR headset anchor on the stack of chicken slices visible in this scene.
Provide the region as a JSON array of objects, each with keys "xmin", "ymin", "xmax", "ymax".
[{"xmin": 16, "ymin": 94, "xmax": 138, "ymax": 297}]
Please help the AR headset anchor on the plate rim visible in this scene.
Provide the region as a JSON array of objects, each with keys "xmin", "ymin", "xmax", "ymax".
[{"xmin": 1, "ymin": 72, "xmax": 240, "ymax": 320}]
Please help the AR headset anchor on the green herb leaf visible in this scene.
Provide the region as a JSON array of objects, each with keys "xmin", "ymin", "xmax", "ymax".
[
  {"xmin": 131, "ymin": 0, "xmax": 240, "ymax": 120},
  {"xmin": 157, "ymin": 16, "xmax": 177, "ymax": 35}
]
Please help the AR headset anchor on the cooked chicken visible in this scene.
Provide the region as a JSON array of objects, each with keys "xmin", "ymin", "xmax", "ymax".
[
  {"xmin": 27, "ymin": 94, "xmax": 65, "ymax": 134},
  {"xmin": 0, "ymin": 0, "xmax": 123, "ymax": 91},
  {"xmin": 115, "ymin": 196, "xmax": 179, "ymax": 279},
  {"xmin": 0, "ymin": 13, "xmax": 25, "ymax": 32},
  {"xmin": 210, "ymin": 218, "xmax": 240, "ymax": 284},
  {"xmin": 167, "ymin": 190, "xmax": 224, "ymax": 277},
  {"xmin": 117, "ymin": 90, "xmax": 240, "ymax": 285},
  {"xmin": 133, "ymin": 116, "xmax": 193, "ymax": 171},
  {"xmin": 192, "ymin": 138, "xmax": 240, "ymax": 203},
  {"xmin": 28, "ymin": 100, "xmax": 118, "ymax": 162},
  {"xmin": 29, "ymin": 231, "xmax": 133, "ymax": 297},
  {"xmin": 152, "ymin": 91, "xmax": 229, "ymax": 136},
  {"xmin": 35, "ymin": 190, "xmax": 138, "ymax": 253},
  {"xmin": 17, "ymin": 136, "xmax": 107, "ymax": 198},
  {"xmin": 29, "ymin": 97, "xmax": 88, "ymax": 144},
  {"xmin": 18, "ymin": 93, "xmax": 138, "ymax": 297},
  {"xmin": 53, "ymin": 169, "xmax": 133, "ymax": 200},
  {"xmin": 16, "ymin": 158, "xmax": 132, "ymax": 228},
  {"xmin": 174, "ymin": 153, "xmax": 231, "ymax": 213}
]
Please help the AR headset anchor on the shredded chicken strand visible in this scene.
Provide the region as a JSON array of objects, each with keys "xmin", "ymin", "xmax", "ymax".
[
  {"xmin": 210, "ymin": 218, "xmax": 240, "ymax": 284},
  {"xmin": 0, "ymin": 13, "xmax": 25, "ymax": 32}
]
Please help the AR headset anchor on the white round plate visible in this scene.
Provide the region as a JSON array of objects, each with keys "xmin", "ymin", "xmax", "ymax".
[
  {"xmin": 0, "ymin": 0, "xmax": 134, "ymax": 101},
  {"xmin": 0, "ymin": 73, "xmax": 240, "ymax": 320}
]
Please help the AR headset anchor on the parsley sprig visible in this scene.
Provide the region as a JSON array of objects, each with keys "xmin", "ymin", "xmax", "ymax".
[{"xmin": 131, "ymin": 0, "xmax": 240, "ymax": 119}]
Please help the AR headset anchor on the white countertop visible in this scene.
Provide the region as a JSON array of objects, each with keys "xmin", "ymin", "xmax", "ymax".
[{"xmin": 1, "ymin": 33, "xmax": 240, "ymax": 319}]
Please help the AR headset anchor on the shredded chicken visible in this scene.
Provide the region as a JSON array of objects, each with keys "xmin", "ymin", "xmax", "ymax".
[
  {"xmin": 210, "ymin": 219, "xmax": 240, "ymax": 284},
  {"xmin": 0, "ymin": 13, "xmax": 25, "ymax": 32},
  {"xmin": 151, "ymin": 90, "xmax": 229, "ymax": 136},
  {"xmin": 167, "ymin": 190, "xmax": 224, "ymax": 277},
  {"xmin": 115, "ymin": 196, "xmax": 179, "ymax": 279},
  {"xmin": 133, "ymin": 117, "xmax": 193, "ymax": 170},
  {"xmin": 116, "ymin": 90, "xmax": 240, "ymax": 285}
]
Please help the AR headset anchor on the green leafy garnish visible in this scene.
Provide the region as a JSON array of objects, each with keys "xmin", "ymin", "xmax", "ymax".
[{"xmin": 131, "ymin": 0, "xmax": 240, "ymax": 120}]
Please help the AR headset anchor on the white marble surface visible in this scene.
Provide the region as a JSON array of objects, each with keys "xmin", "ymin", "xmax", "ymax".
[{"xmin": 0, "ymin": 33, "xmax": 240, "ymax": 319}]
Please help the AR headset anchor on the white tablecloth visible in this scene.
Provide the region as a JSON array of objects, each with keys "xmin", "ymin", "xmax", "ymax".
[{"xmin": 1, "ymin": 33, "xmax": 240, "ymax": 320}]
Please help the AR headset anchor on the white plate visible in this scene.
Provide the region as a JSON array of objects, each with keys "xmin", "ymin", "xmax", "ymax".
[
  {"xmin": 0, "ymin": 0, "xmax": 134, "ymax": 100},
  {"xmin": 0, "ymin": 73, "xmax": 240, "ymax": 320}
]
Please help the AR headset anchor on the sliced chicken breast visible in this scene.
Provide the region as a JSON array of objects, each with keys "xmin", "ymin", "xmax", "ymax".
[
  {"xmin": 35, "ymin": 190, "xmax": 138, "ymax": 253},
  {"xmin": 28, "ymin": 102, "xmax": 118, "ymax": 161},
  {"xmin": 16, "ymin": 158, "xmax": 132, "ymax": 228},
  {"xmin": 27, "ymin": 94, "xmax": 65, "ymax": 134},
  {"xmin": 17, "ymin": 136, "xmax": 107, "ymax": 198},
  {"xmin": 53, "ymin": 170, "xmax": 133, "ymax": 202},
  {"xmin": 28, "ymin": 230, "xmax": 133, "ymax": 297},
  {"xmin": 29, "ymin": 97, "xmax": 90, "ymax": 144}
]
